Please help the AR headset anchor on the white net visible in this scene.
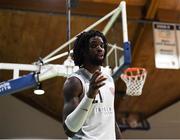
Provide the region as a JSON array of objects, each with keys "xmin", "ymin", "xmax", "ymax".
[{"xmin": 120, "ymin": 67, "xmax": 147, "ymax": 96}]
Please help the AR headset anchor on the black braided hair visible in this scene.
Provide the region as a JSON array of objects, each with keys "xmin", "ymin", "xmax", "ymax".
[{"xmin": 73, "ymin": 30, "xmax": 107, "ymax": 67}]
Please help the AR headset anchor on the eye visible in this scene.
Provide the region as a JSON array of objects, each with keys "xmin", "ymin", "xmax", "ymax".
[
  {"xmin": 100, "ymin": 43, "xmax": 105, "ymax": 48},
  {"xmin": 89, "ymin": 41, "xmax": 105, "ymax": 49},
  {"xmin": 90, "ymin": 44, "xmax": 97, "ymax": 48}
]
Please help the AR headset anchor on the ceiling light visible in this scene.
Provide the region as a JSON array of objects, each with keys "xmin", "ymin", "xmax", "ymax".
[{"xmin": 34, "ymin": 83, "xmax": 45, "ymax": 95}]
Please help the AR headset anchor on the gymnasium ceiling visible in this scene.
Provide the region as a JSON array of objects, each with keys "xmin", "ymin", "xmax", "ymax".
[{"xmin": 0, "ymin": 0, "xmax": 180, "ymax": 130}]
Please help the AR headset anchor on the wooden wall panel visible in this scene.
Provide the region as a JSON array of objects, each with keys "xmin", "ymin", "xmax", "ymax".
[
  {"xmin": 0, "ymin": 11, "xmax": 12, "ymax": 61},
  {"xmin": 159, "ymin": 0, "xmax": 180, "ymax": 11},
  {"xmin": 157, "ymin": 10, "xmax": 180, "ymax": 23},
  {"xmin": 80, "ymin": 0, "xmax": 146, "ymax": 6},
  {"xmin": 0, "ymin": 0, "xmax": 66, "ymax": 13}
]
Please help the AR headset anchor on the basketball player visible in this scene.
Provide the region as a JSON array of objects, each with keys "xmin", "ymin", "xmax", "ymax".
[{"xmin": 62, "ymin": 30, "xmax": 122, "ymax": 139}]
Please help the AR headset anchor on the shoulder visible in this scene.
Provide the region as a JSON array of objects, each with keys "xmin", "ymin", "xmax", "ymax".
[{"xmin": 63, "ymin": 76, "xmax": 83, "ymax": 102}]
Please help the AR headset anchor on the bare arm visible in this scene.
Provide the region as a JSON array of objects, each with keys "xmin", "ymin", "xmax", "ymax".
[
  {"xmin": 63, "ymin": 77, "xmax": 83, "ymax": 137},
  {"xmin": 63, "ymin": 77, "xmax": 82, "ymax": 121}
]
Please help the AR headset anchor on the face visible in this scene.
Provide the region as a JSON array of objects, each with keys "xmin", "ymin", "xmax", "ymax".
[{"xmin": 87, "ymin": 36, "xmax": 105, "ymax": 66}]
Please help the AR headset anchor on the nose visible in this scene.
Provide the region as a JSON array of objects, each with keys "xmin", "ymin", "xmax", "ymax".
[{"xmin": 96, "ymin": 45, "xmax": 104, "ymax": 51}]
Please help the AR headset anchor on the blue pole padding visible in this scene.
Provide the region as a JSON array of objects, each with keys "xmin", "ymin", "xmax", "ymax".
[
  {"xmin": 112, "ymin": 41, "xmax": 132, "ymax": 81},
  {"xmin": 123, "ymin": 41, "xmax": 131, "ymax": 65},
  {"xmin": 0, "ymin": 73, "xmax": 38, "ymax": 96}
]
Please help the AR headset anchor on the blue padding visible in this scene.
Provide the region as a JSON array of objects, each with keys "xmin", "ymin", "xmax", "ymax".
[
  {"xmin": 112, "ymin": 41, "xmax": 132, "ymax": 81},
  {"xmin": 123, "ymin": 41, "xmax": 131, "ymax": 65},
  {"xmin": 0, "ymin": 73, "xmax": 38, "ymax": 96}
]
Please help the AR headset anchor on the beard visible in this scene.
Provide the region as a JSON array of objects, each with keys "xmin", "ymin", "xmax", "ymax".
[{"xmin": 89, "ymin": 56, "xmax": 104, "ymax": 66}]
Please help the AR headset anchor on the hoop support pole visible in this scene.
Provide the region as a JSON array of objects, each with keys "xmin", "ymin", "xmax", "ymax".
[
  {"xmin": 0, "ymin": 63, "xmax": 79, "ymax": 95},
  {"xmin": 102, "ymin": 3, "xmax": 122, "ymax": 35},
  {"xmin": 42, "ymin": 3, "xmax": 122, "ymax": 62},
  {"xmin": 0, "ymin": 73, "xmax": 38, "ymax": 96},
  {"xmin": 43, "ymin": 50, "xmax": 73, "ymax": 64},
  {"xmin": 112, "ymin": 42, "xmax": 131, "ymax": 81},
  {"xmin": 121, "ymin": 1, "xmax": 128, "ymax": 42}
]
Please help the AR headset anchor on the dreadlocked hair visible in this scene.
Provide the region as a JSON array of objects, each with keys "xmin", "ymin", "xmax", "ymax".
[{"xmin": 73, "ymin": 30, "xmax": 107, "ymax": 67}]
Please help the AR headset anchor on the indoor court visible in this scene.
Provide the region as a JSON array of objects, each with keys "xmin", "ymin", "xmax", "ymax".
[{"xmin": 0, "ymin": 0, "xmax": 180, "ymax": 139}]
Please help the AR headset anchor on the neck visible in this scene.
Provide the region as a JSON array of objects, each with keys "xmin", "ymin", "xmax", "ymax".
[{"xmin": 83, "ymin": 64, "xmax": 101, "ymax": 74}]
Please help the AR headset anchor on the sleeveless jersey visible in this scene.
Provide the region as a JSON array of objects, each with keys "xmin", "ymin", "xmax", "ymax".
[{"xmin": 68, "ymin": 67, "xmax": 116, "ymax": 140}]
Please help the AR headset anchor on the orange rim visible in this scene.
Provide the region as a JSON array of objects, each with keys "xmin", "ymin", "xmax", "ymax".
[{"xmin": 121, "ymin": 67, "xmax": 147, "ymax": 78}]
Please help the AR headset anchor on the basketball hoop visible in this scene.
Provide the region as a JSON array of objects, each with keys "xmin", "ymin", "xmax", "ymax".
[{"xmin": 120, "ymin": 67, "xmax": 147, "ymax": 96}]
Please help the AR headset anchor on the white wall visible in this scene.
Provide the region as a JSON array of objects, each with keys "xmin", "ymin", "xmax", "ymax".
[{"xmin": 0, "ymin": 95, "xmax": 67, "ymax": 139}]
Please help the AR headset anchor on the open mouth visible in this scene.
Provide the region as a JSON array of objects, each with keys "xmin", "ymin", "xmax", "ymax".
[{"xmin": 97, "ymin": 54, "xmax": 104, "ymax": 59}]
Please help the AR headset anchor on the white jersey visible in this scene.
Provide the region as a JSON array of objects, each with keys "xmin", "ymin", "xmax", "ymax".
[{"xmin": 68, "ymin": 67, "xmax": 116, "ymax": 140}]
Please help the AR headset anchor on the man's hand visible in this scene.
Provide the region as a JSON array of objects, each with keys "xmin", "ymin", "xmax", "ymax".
[{"xmin": 87, "ymin": 70, "xmax": 107, "ymax": 98}]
